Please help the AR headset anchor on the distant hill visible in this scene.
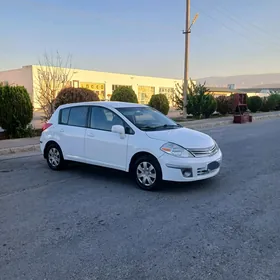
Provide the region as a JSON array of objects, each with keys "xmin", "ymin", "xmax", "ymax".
[{"xmin": 195, "ymin": 73, "xmax": 280, "ymax": 89}]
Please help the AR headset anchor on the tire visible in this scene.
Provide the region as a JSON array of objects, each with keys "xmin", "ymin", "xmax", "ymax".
[
  {"xmin": 133, "ymin": 155, "xmax": 162, "ymax": 191},
  {"xmin": 46, "ymin": 143, "xmax": 65, "ymax": 171}
]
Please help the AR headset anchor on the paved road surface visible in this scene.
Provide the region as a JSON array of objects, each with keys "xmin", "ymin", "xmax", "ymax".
[{"xmin": 1, "ymin": 119, "xmax": 280, "ymax": 280}]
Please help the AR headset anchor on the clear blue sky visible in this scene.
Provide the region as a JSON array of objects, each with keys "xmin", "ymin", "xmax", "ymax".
[{"xmin": 1, "ymin": 0, "xmax": 280, "ymax": 79}]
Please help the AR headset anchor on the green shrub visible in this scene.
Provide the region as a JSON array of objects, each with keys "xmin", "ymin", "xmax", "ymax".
[
  {"xmin": 0, "ymin": 84, "xmax": 33, "ymax": 138},
  {"xmin": 260, "ymin": 97, "xmax": 271, "ymax": 112},
  {"xmin": 260, "ymin": 94, "xmax": 280, "ymax": 112},
  {"xmin": 267, "ymin": 93, "xmax": 280, "ymax": 110},
  {"xmin": 55, "ymin": 87, "xmax": 99, "ymax": 109},
  {"xmin": 187, "ymin": 82, "xmax": 217, "ymax": 118},
  {"xmin": 173, "ymin": 81, "xmax": 216, "ymax": 118},
  {"xmin": 110, "ymin": 86, "xmax": 138, "ymax": 103},
  {"xmin": 216, "ymin": 96, "xmax": 230, "ymax": 115},
  {"xmin": 270, "ymin": 92, "xmax": 280, "ymax": 110},
  {"xmin": 148, "ymin": 94, "xmax": 169, "ymax": 115},
  {"xmin": 248, "ymin": 96, "xmax": 262, "ymax": 113}
]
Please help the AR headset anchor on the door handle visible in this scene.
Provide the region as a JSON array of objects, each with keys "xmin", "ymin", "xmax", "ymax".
[
  {"xmin": 88, "ymin": 132, "xmax": 95, "ymax": 137},
  {"xmin": 60, "ymin": 129, "xmax": 64, "ymax": 132}
]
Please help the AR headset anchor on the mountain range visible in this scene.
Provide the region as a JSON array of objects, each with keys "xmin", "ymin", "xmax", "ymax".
[{"xmin": 195, "ymin": 73, "xmax": 280, "ymax": 89}]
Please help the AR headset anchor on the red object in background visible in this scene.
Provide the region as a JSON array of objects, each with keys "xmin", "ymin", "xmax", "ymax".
[
  {"xmin": 42, "ymin": 123, "xmax": 52, "ymax": 131},
  {"xmin": 232, "ymin": 93, "xmax": 252, "ymax": 124}
]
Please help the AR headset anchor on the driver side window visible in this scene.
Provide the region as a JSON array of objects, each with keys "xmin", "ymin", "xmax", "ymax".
[{"xmin": 90, "ymin": 107, "xmax": 134, "ymax": 134}]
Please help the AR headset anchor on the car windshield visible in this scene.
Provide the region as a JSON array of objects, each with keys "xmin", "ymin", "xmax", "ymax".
[{"xmin": 116, "ymin": 106, "xmax": 181, "ymax": 131}]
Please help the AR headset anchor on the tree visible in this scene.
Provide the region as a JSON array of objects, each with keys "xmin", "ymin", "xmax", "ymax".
[
  {"xmin": 34, "ymin": 51, "xmax": 76, "ymax": 121},
  {"xmin": 173, "ymin": 80, "xmax": 216, "ymax": 118},
  {"xmin": 0, "ymin": 83, "xmax": 33, "ymax": 138},
  {"xmin": 173, "ymin": 83, "xmax": 184, "ymax": 111}
]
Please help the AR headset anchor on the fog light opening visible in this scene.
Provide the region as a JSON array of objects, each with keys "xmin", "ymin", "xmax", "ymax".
[{"xmin": 182, "ymin": 168, "xmax": 192, "ymax": 178}]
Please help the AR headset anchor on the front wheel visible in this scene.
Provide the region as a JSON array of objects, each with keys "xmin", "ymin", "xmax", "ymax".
[
  {"xmin": 134, "ymin": 156, "xmax": 162, "ymax": 191},
  {"xmin": 46, "ymin": 143, "xmax": 65, "ymax": 170}
]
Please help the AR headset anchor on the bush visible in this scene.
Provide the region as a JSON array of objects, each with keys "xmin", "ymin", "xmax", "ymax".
[
  {"xmin": 173, "ymin": 81, "xmax": 216, "ymax": 118},
  {"xmin": 248, "ymin": 96, "xmax": 262, "ymax": 113},
  {"xmin": 260, "ymin": 97, "xmax": 271, "ymax": 112},
  {"xmin": 55, "ymin": 87, "xmax": 99, "ymax": 109},
  {"xmin": 270, "ymin": 92, "xmax": 280, "ymax": 110},
  {"xmin": 216, "ymin": 96, "xmax": 230, "ymax": 115},
  {"xmin": 187, "ymin": 82, "xmax": 217, "ymax": 118},
  {"xmin": 148, "ymin": 94, "xmax": 169, "ymax": 115},
  {"xmin": 0, "ymin": 84, "xmax": 33, "ymax": 138},
  {"xmin": 268, "ymin": 93, "xmax": 280, "ymax": 110},
  {"xmin": 110, "ymin": 86, "xmax": 138, "ymax": 103},
  {"xmin": 260, "ymin": 94, "xmax": 280, "ymax": 112}
]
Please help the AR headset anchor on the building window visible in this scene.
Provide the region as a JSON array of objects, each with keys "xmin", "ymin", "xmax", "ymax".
[
  {"xmin": 112, "ymin": 84, "xmax": 132, "ymax": 92},
  {"xmin": 73, "ymin": 80, "xmax": 79, "ymax": 88}
]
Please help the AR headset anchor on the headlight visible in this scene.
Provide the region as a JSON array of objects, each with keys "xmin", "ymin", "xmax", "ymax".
[
  {"xmin": 160, "ymin": 142, "xmax": 193, "ymax": 158},
  {"xmin": 213, "ymin": 140, "xmax": 220, "ymax": 151}
]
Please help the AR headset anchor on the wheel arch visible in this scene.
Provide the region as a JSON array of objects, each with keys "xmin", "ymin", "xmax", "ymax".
[
  {"xmin": 128, "ymin": 151, "xmax": 162, "ymax": 173},
  {"xmin": 43, "ymin": 140, "xmax": 60, "ymax": 158}
]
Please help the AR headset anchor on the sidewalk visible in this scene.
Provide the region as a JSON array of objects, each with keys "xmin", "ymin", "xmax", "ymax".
[
  {"xmin": 0, "ymin": 137, "xmax": 40, "ymax": 156},
  {"xmin": 1, "ymin": 111, "xmax": 280, "ymax": 156}
]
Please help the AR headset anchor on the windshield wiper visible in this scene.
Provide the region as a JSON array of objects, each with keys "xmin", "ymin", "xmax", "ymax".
[
  {"xmin": 140, "ymin": 124, "xmax": 181, "ymax": 131},
  {"xmin": 153, "ymin": 124, "xmax": 181, "ymax": 129}
]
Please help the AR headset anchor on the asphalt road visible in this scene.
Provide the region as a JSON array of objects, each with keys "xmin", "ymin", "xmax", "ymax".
[{"xmin": 1, "ymin": 119, "xmax": 280, "ymax": 280}]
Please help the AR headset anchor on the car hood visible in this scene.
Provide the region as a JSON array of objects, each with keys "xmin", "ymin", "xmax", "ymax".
[{"xmin": 145, "ymin": 127, "xmax": 215, "ymax": 149}]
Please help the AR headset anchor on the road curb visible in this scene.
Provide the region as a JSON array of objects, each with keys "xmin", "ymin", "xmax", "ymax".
[
  {"xmin": 0, "ymin": 113, "xmax": 280, "ymax": 156},
  {"xmin": 181, "ymin": 113, "xmax": 280, "ymax": 129},
  {"xmin": 0, "ymin": 144, "xmax": 40, "ymax": 156}
]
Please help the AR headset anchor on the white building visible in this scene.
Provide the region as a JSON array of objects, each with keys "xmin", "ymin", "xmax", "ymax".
[{"xmin": 0, "ymin": 65, "xmax": 184, "ymax": 109}]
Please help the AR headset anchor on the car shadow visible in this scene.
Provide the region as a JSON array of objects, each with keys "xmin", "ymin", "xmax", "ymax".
[{"xmin": 63, "ymin": 161, "xmax": 220, "ymax": 194}]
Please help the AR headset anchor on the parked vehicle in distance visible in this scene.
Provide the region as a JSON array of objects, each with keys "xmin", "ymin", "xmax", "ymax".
[{"xmin": 40, "ymin": 101, "xmax": 222, "ymax": 190}]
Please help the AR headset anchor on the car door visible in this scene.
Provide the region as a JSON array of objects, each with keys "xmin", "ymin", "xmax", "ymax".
[
  {"xmin": 84, "ymin": 106, "xmax": 129, "ymax": 170},
  {"xmin": 56, "ymin": 106, "xmax": 89, "ymax": 161}
]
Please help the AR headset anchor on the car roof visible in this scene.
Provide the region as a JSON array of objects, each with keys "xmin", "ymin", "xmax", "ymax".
[{"xmin": 57, "ymin": 101, "xmax": 148, "ymax": 110}]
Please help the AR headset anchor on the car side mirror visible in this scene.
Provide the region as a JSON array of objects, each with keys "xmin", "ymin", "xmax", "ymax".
[{"xmin": 111, "ymin": 125, "xmax": 125, "ymax": 139}]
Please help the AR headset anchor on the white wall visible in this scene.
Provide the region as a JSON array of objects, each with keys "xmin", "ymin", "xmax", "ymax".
[
  {"xmin": 0, "ymin": 66, "xmax": 34, "ymax": 103},
  {"xmin": 1, "ymin": 65, "xmax": 185, "ymax": 109},
  {"xmin": 31, "ymin": 66, "xmax": 182, "ymax": 98}
]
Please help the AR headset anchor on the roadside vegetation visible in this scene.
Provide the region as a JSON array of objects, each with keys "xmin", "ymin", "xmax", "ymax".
[{"xmin": 1, "ymin": 76, "xmax": 280, "ymax": 140}]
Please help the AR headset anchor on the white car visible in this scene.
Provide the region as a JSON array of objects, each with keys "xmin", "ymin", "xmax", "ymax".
[{"xmin": 40, "ymin": 101, "xmax": 222, "ymax": 190}]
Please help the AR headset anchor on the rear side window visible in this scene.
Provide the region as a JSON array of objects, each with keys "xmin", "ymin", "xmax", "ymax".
[
  {"xmin": 60, "ymin": 108, "xmax": 70, "ymax": 125},
  {"xmin": 59, "ymin": 106, "xmax": 89, "ymax": 127}
]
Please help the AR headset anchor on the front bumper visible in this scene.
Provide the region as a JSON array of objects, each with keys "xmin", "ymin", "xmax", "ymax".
[{"xmin": 158, "ymin": 149, "xmax": 222, "ymax": 182}]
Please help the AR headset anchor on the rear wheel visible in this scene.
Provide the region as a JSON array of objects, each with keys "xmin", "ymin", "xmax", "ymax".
[
  {"xmin": 133, "ymin": 156, "xmax": 162, "ymax": 191},
  {"xmin": 46, "ymin": 143, "xmax": 65, "ymax": 170}
]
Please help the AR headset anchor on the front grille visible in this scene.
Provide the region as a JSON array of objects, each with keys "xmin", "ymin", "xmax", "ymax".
[
  {"xmin": 197, "ymin": 167, "xmax": 209, "ymax": 176},
  {"xmin": 189, "ymin": 144, "xmax": 218, "ymax": 158}
]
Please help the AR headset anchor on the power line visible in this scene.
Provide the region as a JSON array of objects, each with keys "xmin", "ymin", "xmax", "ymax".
[
  {"xmin": 191, "ymin": 2, "xmax": 280, "ymax": 52},
  {"xmin": 214, "ymin": 5, "xmax": 280, "ymax": 45}
]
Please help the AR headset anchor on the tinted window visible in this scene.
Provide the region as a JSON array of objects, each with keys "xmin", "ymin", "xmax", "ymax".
[
  {"xmin": 60, "ymin": 108, "xmax": 70, "ymax": 125},
  {"xmin": 90, "ymin": 107, "xmax": 125, "ymax": 131},
  {"xmin": 67, "ymin": 106, "xmax": 89, "ymax": 127}
]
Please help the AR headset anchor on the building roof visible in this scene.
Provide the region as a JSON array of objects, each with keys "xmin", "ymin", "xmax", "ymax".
[{"xmin": 208, "ymin": 87, "xmax": 247, "ymax": 94}]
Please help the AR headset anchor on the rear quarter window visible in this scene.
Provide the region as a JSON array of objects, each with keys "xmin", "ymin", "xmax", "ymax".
[{"xmin": 59, "ymin": 108, "xmax": 70, "ymax": 125}]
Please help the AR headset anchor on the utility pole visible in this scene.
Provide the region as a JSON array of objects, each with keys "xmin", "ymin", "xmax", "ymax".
[{"xmin": 183, "ymin": 0, "xmax": 190, "ymax": 119}]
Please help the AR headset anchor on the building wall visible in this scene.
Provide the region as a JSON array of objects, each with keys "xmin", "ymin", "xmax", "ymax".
[
  {"xmin": 1, "ymin": 65, "xmax": 184, "ymax": 109},
  {"xmin": 0, "ymin": 66, "xmax": 34, "ymax": 103},
  {"xmin": 31, "ymin": 65, "xmax": 183, "ymax": 107}
]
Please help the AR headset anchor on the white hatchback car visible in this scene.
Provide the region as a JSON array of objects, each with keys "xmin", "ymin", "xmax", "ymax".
[{"xmin": 40, "ymin": 101, "xmax": 222, "ymax": 190}]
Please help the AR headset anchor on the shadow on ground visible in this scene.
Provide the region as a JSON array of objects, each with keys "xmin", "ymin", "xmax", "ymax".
[{"xmin": 64, "ymin": 161, "xmax": 220, "ymax": 194}]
